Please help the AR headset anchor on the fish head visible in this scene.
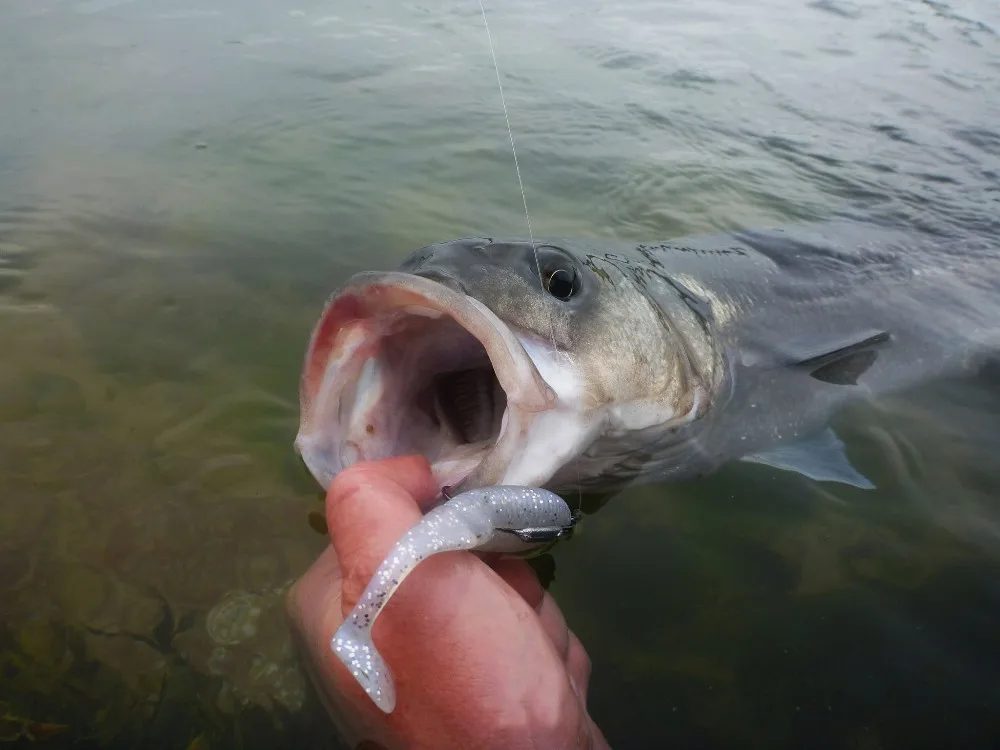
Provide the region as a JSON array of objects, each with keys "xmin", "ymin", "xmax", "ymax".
[{"xmin": 295, "ymin": 237, "xmax": 721, "ymax": 495}]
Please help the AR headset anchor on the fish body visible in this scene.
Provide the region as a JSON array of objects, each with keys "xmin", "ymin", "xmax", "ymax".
[{"xmin": 296, "ymin": 221, "xmax": 1000, "ymax": 496}]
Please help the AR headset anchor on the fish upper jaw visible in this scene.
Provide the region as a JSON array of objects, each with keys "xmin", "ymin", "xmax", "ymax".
[{"xmin": 295, "ymin": 272, "xmax": 595, "ymax": 494}]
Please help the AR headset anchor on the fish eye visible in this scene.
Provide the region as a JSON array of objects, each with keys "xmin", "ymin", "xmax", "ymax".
[{"xmin": 543, "ymin": 268, "xmax": 577, "ymax": 300}]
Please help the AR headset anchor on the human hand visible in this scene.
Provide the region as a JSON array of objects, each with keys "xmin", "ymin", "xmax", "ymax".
[{"xmin": 286, "ymin": 455, "xmax": 608, "ymax": 750}]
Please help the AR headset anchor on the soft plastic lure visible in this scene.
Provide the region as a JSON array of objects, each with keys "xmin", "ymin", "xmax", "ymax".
[{"xmin": 330, "ymin": 485, "xmax": 577, "ymax": 713}]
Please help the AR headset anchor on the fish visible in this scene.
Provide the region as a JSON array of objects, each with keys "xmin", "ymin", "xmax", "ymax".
[
  {"xmin": 331, "ymin": 485, "xmax": 576, "ymax": 713},
  {"xmin": 295, "ymin": 220, "xmax": 1000, "ymax": 496}
]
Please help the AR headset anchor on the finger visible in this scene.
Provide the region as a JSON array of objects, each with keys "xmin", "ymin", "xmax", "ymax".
[
  {"xmin": 286, "ymin": 544, "xmax": 343, "ymax": 638},
  {"xmin": 330, "ymin": 455, "xmax": 441, "ymax": 510},
  {"xmin": 325, "ymin": 456, "xmax": 437, "ymax": 615},
  {"xmin": 535, "ymin": 591, "xmax": 571, "ymax": 662},
  {"xmin": 564, "ymin": 631, "xmax": 593, "ymax": 705},
  {"xmin": 583, "ymin": 714, "xmax": 610, "ymax": 750},
  {"xmin": 489, "ymin": 557, "xmax": 544, "ymax": 610},
  {"xmin": 490, "ymin": 558, "xmax": 571, "ymax": 662}
]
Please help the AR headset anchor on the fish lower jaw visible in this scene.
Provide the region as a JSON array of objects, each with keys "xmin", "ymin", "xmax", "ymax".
[{"xmin": 490, "ymin": 408, "xmax": 606, "ymax": 490}]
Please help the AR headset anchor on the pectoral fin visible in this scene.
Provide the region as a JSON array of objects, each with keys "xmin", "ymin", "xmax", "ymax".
[
  {"xmin": 740, "ymin": 428, "xmax": 875, "ymax": 489},
  {"xmin": 789, "ymin": 330, "xmax": 891, "ymax": 386}
]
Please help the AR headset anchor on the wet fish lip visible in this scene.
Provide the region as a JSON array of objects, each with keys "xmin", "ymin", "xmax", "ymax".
[{"xmin": 295, "ymin": 270, "xmax": 558, "ymax": 490}]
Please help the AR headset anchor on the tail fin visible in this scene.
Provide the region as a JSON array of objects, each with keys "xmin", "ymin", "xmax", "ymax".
[{"xmin": 331, "ymin": 621, "xmax": 397, "ymax": 713}]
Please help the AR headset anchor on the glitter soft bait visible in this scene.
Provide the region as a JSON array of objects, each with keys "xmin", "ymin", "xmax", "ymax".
[{"xmin": 330, "ymin": 485, "xmax": 577, "ymax": 713}]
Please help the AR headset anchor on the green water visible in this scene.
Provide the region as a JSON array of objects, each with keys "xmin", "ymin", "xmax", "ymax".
[{"xmin": 2, "ymin": 0, "xmax": 1000, "ymax": 747}]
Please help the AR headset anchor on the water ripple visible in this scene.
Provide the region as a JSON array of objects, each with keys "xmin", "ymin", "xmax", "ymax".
[
  {"xmin": 807, "ymin": 0, "xmax": 863, "ymax": 20},
  {"xmin": 3, "ymin": 0, "xmax": 1000, "ymax": 746}
]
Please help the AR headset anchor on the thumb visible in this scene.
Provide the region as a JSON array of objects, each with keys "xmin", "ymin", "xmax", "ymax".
[{"xmin": 325, "ymin": 455, "xmax": 440, "ymax": 616}]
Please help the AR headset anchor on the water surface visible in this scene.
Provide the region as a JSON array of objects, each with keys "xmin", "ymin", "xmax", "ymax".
[{"xmin": 2, "ymin": 0, "xmax": 1000, "ymax": 747}]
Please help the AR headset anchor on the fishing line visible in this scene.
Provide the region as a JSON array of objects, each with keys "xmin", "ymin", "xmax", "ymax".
[
  {"xmin": 476, "ymin": 0, "xmax": 584, "ymax": 513},
  {"xmin": 474, "ymin": 0, "xmax": 555, "ymax": 343}
]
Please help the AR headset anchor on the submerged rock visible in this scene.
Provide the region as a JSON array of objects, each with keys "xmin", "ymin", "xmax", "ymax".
[{"xmin": 206, "ymin": 591, "xmax": 265, "ymax": 647}]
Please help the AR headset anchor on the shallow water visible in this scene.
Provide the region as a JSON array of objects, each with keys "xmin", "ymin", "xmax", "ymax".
[{"xmin": 2, "ymin": 0, "xmax": 1000, "ymax": 747}]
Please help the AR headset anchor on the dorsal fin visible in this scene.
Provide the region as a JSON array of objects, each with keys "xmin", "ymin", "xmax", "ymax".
[{"xmin": 791, "ymin": 330, "xmax": 891, "ymax": 386}]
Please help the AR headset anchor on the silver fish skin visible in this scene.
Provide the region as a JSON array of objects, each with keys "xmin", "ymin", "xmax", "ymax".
[
  {"xmin": 330, "ymin": 485, "xmax": 574, "ymax": 713},
  {"xmin": 296, "ymin": 221, "xmax": 1000, "ymax": 496}
]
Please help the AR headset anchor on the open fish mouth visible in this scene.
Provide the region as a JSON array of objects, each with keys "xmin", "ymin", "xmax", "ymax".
[{"xmin": 295, "ymin": 272, "xmax": 559, "ymax": 493}]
